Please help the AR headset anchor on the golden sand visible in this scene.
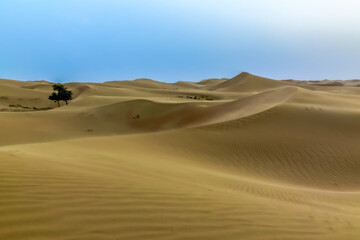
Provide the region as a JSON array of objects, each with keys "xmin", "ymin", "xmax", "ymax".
[{"xmin": 0, "ymin": 73, "xmax": 359, "ymax": 239}]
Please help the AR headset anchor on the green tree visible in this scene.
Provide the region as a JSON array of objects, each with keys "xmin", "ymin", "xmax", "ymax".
[
  {"xmin": 48, "ymin": 92, "xmax": 61, "ymax": 107},
  {"xmin": 49, "ymin": 83, "xmax": 73, "ymax": 107}
]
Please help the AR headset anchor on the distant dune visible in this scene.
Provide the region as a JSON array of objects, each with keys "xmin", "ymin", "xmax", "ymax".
[
  {"xmin": 211, "ymin": 72, "xmax": 287, "ymax": 92},
  {"xmin": 0, "ymin": 73, "xmax": 360, "ymax": 240}
]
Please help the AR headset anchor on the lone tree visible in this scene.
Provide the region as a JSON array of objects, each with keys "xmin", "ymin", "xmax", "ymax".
[{"xmin": 49, "ymin": 83, "xmax": 72, "ymax": 107}]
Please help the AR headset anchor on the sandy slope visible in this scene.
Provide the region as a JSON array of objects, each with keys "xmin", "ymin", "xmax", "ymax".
[{"xmin": 0, "ymin": 73, "xmax": 360, "ymax": 240}]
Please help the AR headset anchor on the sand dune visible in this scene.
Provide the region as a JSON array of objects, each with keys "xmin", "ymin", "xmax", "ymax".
[
  {"xmin": 211, "ymin": 72, "xmax": 288, "ymax": 92},
  {"xmin": 0, "ymin": 73, "xmax": 360, "ymax": 240},
  {"xmin": 198, "ymin": 78, "xmax": 228, "ymax": 87}
]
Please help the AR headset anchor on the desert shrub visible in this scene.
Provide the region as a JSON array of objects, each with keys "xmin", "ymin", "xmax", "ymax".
[{"xmin": 49, "ymin": 83, "xmax": 72, "ymax": 107}]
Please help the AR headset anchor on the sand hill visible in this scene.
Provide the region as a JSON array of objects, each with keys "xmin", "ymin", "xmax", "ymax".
[
  {"xmin": 211, "ymin": 72, "xmax": 287, "ymax": 92},
  {"xmin": 0, "ymin": 73, "xmax": 360, "ymax": 240}
]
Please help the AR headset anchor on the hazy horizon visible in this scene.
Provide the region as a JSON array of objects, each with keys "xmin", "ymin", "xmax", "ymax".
[
  {"xmin": 3, "ymin": 71, "xmax": 360, "ymax": 84},
  {"xmin": 1, "ymin": 0, "xmax": 360, "ymax": 83}
]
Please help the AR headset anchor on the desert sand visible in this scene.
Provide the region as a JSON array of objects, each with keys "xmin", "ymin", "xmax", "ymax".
[{"xmin": 0, "ymin": 72, "xmax": 360, "ymax": 240}]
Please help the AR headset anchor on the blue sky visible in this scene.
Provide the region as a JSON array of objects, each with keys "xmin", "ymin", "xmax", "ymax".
[{"xmin": 0, "ymin": 0, "xmax": 359, "ymax": 82}]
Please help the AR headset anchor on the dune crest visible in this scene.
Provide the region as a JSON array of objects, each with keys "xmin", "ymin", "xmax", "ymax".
[{"xmin": 211, "ymin": 72, "xmax": 288, "ymax": 92}]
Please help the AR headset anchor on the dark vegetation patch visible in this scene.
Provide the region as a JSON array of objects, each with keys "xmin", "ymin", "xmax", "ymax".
[
  {"xmin": 7, "ymin": 104, "xmax": 52, "ymax": 111},
  {"xmin": 132, "ymin": 114, "xmax": 140, "ymax": 119},
  {"xmin": 177, "ymin": 95, "xmax": 214, "ymax": 100}
]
